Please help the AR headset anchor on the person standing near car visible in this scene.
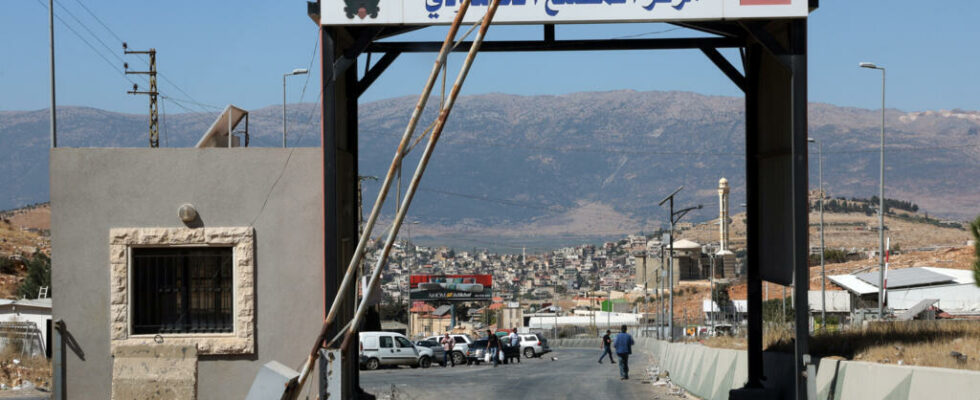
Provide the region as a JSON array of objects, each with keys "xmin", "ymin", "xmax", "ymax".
[
  {"xmin": 509, "ymin": 328, "xmax": 521, "ymax": 363},
  {"xmin": 598, "ymin": 329, "xmax": 615, "ymax": 364},
  {"xmin": 486, "ymin": 329, "xmax": 501, "ymax": 367},
  {"xmin": 613, "ymin": 325, "xmax": 634, "ymax": 380},
  {"xmin": 440, "ymin": 333, "xmax": 456, "ymax": 367}
]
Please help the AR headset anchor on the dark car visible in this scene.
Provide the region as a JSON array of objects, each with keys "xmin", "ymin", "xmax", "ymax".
[{"xmin": 466, "ymin": 338, "xmax": 521, "ymax": 364}]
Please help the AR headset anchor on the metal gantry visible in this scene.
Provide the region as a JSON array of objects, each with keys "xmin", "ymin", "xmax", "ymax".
[{"xmin": 312, "ymin": 9, "xmax": 814, "ymax": 398}]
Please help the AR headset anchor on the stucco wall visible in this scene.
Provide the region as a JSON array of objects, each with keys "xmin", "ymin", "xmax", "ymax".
[{"xmin": 51, "ymin": 148, "xmax": 323, "ymax": 399}]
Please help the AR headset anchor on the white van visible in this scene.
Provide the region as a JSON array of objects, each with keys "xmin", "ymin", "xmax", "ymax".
[{"xmin": 359, "ymin": 331, "xmax": 433, "ymax": 370}]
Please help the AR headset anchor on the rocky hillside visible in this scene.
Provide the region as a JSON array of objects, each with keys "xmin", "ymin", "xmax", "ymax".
[{"xmin": 2, "ymin": 91, "xmax": 978, "ymax": 244}]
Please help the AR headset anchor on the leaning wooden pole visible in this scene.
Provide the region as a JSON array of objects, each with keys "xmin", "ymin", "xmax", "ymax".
[
  {"xmin": 289, "ymin": 2, "xmax": 473, "ymax": 395},
  {"xmin": 339, "ymin": 0, "xmax": 502, "ymax": 353}
]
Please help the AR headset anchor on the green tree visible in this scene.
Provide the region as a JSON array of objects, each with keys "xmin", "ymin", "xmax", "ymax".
[
  {"xmin": 17, "ymin": 252, "xmax": 50, "ymax": 299},
  {"xmin": 970, "ymin": 215, "xmax": 980, "ymax": 288}
]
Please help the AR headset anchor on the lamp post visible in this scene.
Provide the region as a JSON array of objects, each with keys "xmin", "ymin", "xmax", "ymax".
[
  {"xmin": 658, "ymin": 186, "xmax": 702, "ymax": 342},
  {"xmin": 404, "ymin": 220, "xmax": 420, "ymax": 338},
  {"xmin": 808, "ymin": 137, "xmax": 825, "ymax": 330},
  {"xmin": 282, "ymin": 68, "xmax": 308, "ymax": 148},
  {"xmin": 860, "ymin": 61, "xmax": 886, "ymax": 319}
]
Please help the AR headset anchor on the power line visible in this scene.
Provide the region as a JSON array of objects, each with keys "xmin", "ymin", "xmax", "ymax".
[
  {"xmin": 34, "ymin": 0, "xmax": 135, "ymax": 86},
  {"xmin": 298, "ymin": 28, "xmax": 320, "ymax": 106},
  {"xmin": 69, "ymin": 0, "xmax": 124, "ymax": 43},
  {"xmin": 58, "ymin": 0, "xmax": 216, "ymax": 113}
]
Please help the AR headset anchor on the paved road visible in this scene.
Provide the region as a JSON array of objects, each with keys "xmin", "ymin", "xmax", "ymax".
[{"xmin": 360, "ymin": 348, "xmax": 683, "ymax": 400}]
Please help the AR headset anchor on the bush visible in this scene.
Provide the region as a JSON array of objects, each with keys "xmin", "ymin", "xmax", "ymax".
[{"xmin": 17, "ymin": 252, "xmax": 50, "ymax": 299}]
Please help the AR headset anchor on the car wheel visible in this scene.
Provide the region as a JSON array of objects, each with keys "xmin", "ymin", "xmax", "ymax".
[
  {"xmin": 452, "ymin": 351, "xmax": 466, "ymax": 366},
  {"xmin": 365, "ymin": 358, "xmax": 380, "ymax": 371},
  {"xmin": 419, "ymin": 356, "xmax": 432, "ymax": 368},
  {"xmin": 523, "ymin": 348, "xmax": 535, "ymax": 358}
]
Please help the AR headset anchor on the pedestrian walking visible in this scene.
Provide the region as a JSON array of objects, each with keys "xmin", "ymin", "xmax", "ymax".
[
  {"xmin": 598, "ymin": 329, "xmax": 615, "ymax": 364},
  {"xmin": 440, "ymin": 333, "xmax": 456, "ymax": 367},
  {"xmin": 613, "ymin": 325, "xmax": 634, "ymax": 380},
  {"xmin": 486, "ymin": 329, "xmax": 501, "ymax": 367},
  {"xmin": 509, "ymin": 328, "xmax": 521, "ymax": 363}
]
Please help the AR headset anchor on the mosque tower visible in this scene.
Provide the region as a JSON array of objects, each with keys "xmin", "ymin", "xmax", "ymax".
[
  {"xmin": 716, "ymin": 178, "xmax": 735, "ymax": 277},
  {"xmin": 718, "ymin": 177, "xmax": 730, "ymax": 252}
]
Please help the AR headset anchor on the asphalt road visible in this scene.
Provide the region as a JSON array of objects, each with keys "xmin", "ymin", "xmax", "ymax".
[{"xmin": 360, "ymin": 348, "xmax": 682, "ymax": 400}]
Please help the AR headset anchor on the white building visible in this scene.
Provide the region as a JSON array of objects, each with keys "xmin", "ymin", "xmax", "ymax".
[{"xmin": 0, "ymin": 298, "xmax": 51, "ymax": 357}]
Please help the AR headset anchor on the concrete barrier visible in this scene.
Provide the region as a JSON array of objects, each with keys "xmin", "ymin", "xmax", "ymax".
[
  {"xmin": 815, "ymin": 358, "xmax": 980, "ymax": 400},
  {"xmin": 642, "ymin": 339, "xmax": 980, "ymax": 400}
]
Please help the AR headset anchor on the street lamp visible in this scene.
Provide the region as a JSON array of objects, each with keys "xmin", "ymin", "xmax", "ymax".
[
  {"xmin": 282, "ymin": 68, "xmax": 309, "ymax": 148},
  {"xmin": 658, "ymin": 186, "xmax": 702, "ymax": 342},
  {"xmin": 404, "ymin": 219, "xmax": 420, "ymax": 337},
  {"xmin": 808, "ymin": 137, "xmax": 825, "ymax": 331},
  {"xmin": 859, "ymin": 61, "xmax": 886, "ymax": 318}
]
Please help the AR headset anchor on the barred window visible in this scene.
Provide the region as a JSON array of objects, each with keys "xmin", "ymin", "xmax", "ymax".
[{"xmin": 131, "ymin": 247, "xmax": 233, "ymax": 335}]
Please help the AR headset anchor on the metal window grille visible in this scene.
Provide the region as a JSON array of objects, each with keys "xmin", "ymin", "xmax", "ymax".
[{"xmin": 132, "ymin": 247, "xmax": 233, "ymax": 334}]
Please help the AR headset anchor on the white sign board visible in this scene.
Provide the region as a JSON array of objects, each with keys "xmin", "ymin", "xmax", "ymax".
[{"xmin": 321, "ymin": 0, "xmax": 808, "ymax": 26}]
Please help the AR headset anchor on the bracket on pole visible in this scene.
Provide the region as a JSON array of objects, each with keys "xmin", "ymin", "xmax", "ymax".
[
  {"xmin": 358, "ymin": 52, "xmax": 401, "ymax": 97},
  {"xmin": 701, "ymin": 47, "xmax": 746, "ymax": 92},
  {"xmin": 740, "ymin": 22, "xmax": 791, "ymax": 70}
]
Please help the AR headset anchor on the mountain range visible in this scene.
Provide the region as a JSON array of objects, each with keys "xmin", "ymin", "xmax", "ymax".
[{"xmin": 2, "ymin": 90, "xmax": 978, "ymax": 248}]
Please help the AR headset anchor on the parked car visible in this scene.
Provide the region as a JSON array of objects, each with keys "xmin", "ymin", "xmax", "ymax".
[
  {"xmin": 466, "ymin": 338, "xmax": 521, "ymax": 364},
  {"xmin": 359, "ymin": 331, "xmax": 433, "ymax": 370},
  {"xmin": 519, "ymin": 332, "xmax": 550, "ymax": 358},
  {"xmin": 415, "ymin": 339, "xmax": 447, "ymax": 366},
  {"xmin": 423, "ymin": 333, "xmax": 473, "ymax": 365}
]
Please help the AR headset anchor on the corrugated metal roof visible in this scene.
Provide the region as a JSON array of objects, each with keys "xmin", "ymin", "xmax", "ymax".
[
  {"xmin": 920, "ymin": 267, "xmax": 974, "ymax": 284},
  {"xmin": 829, "ymin": 274, "xmax": 879, "ymax": 295},
  {"xmin": 855, "ymin": 267, "xmax": 952, "ymax": 289}
]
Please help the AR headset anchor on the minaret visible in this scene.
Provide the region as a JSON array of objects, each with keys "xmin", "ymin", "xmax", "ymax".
[{"xmin": 718, "ymin": 177, "xmax": 730, "ymax": 252}]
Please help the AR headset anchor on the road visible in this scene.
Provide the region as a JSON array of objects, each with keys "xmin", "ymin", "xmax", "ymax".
[{"xmin": 360, "ymin": 348, "xmax": 685, "ymax": 400}]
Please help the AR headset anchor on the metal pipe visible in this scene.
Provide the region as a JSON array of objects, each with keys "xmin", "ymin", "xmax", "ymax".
[
  {"xmin": 49, "ymin": 0, "xmax": 56, "ymax": 148},
  {"xmin": 878, "ymin": 68, "xmax": 886, "ymax": 319},
  {"xmin": 340, "ymin": 0, "xmax": 502, "ymax": 353},
  {"xmin": 293, "ymin": 1, "xmax": 473, "ymax": 389},
  {"xmin": 282, "ymin": 74, "xmax": 287, "ymax": 147}
]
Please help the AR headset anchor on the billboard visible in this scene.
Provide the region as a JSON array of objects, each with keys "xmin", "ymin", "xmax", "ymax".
[
  {"xmin": 410, "ymin": 274, "xmax": 493, "ymax": 301},
  {"xmin": 321, "ymin": 0, "xmax": 809, "ymax": 26}
]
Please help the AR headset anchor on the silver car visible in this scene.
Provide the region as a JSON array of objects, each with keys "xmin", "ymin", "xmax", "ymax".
[
  {"xmin": 415, "ymin": 339, "xmax": 447, "ymax": 366},
  {"xmin": 519, "ymin": 333, "xmax": 550, "ymax": 358}
]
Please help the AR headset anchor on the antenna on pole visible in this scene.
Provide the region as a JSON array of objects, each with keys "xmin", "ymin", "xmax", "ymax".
[{"xmin": 123, "ymin": 43, "xmax": 159, "ymax": 148}]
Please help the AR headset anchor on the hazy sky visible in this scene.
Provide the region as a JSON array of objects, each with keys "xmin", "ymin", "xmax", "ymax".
[{"xmin": 2, "ymin": 1, "xmax": 978, "ymax": 114}]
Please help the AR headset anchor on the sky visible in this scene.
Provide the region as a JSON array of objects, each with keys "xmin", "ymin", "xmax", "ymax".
[{"xmin": 1, "ymin": 1, "xmax": 979, "ymax": 115}]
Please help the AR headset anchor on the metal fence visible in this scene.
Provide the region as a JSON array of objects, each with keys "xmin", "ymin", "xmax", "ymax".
[{"xmin": 0, "ymin": 321, "xmax": 45, "ymax": 357}]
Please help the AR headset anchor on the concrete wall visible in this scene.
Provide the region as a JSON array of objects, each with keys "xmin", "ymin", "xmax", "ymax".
[
  {"xmin": 51, "ymin": 148, "xmax": 324, "ymax": 399},
  {"xmin": 815, "ymin": 358, "xmax": 980, "ymax": 400},
  {"xmin": 609, "ymin": 338, "xmax": 980, "ymax": 400}
]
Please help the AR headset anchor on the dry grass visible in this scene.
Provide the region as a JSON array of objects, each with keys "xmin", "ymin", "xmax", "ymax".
[
  {"xmin": 0, "ymin": 349, "xmax": 51, "ymax": 390},
  {"xmin": 762, "ymin": 320, "xmax": 980, "ymax": 371}
]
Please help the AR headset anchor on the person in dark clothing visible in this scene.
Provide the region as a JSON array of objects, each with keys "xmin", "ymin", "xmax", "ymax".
[
  {"xmin": 486, "ymin": 329, "xmax": 501, "ymax": 367},
  {"xmin": 613, "ymin": 325, "xmax": 634, "ymax": 380},
  {"xmin": 598, "ymin": 329, "xmax": 616, "ymax": 364}
]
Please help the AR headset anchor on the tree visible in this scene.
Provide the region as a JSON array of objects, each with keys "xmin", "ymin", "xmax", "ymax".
[
  {"xmin": 17, "ymin": 252, "xmax": 50, "ymax": 299},
  {"xmin": 971, "ymin": 215, "xmax": 980, "ymax": 288}
]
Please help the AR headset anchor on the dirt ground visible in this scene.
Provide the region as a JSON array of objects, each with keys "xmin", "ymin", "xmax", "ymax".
[{"xmin": 679, "ymin": 210, "xmax": 971, "ymax": 253}]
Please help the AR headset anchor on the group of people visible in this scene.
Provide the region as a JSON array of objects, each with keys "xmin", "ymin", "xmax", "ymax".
[
  {"xmin": 599, "ymin": 325, "xmax": 635, "ymax": 380},
  {"xmin": 438, "ymin": 327, "xmax": 522, "ymax": 369}
]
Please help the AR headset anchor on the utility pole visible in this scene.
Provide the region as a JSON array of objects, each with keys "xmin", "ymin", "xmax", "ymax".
[{"xmin": 123, "ymin": 44, "xmax": 159, "ymax": 148}]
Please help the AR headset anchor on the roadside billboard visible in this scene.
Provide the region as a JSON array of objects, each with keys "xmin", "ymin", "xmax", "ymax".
[
  {"xmin": 410, "ymin": 274, "xmax": 493, "ymax": 301},
  {"xmin": 321, "ymin": 0, "xmax": 810, "ymax": 26}
]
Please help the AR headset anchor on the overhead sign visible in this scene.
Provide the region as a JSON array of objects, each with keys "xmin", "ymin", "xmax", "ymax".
[
  {"xmin": 322, "ymin": 0, "xmax": 808, "ymax": 26},
  {"xmin": 410, "ymin": 274, "xmax": 493, "ymax": 301}
]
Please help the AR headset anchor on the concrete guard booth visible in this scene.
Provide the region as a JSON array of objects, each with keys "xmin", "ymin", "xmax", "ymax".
[{"xmin": 51, "ymin": 0, "xmax": 817, "ymax": 398}]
